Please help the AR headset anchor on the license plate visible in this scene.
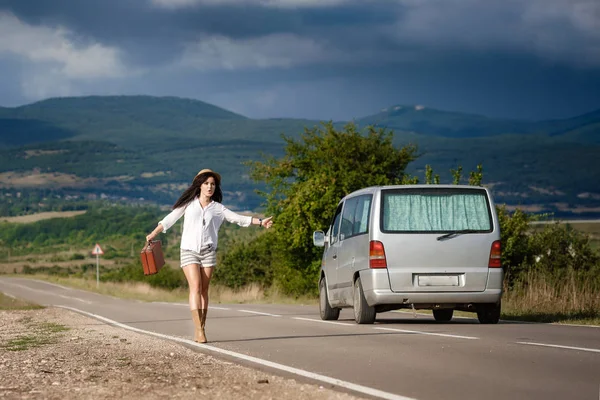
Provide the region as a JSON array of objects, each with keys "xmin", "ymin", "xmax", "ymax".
[{"xmin": 418, "ymin": 275, "xmax": 460, "ymax": 286}]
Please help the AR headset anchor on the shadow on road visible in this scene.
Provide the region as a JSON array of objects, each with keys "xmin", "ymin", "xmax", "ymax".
[{"xmin": 211, "ymin": 331, "xmax": 419, "ymax": 344}]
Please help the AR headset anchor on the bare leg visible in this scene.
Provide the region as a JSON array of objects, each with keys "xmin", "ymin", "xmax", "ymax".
[
  {"xmin": 183, "ymin": 263, "xmax": 206, "ymax": 343},
  {"xmin": 198, "ymin": 266, "xmax": 214, "ymax": 341},
  {"xmin": 182, "ymin": 264, "xmax": 201, "ymax": 310},
  {"xmin": 199, "ymin": 266, "xmax": 214, "ymax": 309}
]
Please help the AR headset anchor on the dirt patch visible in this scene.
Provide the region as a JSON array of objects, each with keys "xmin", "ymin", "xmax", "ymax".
[
  {"xmin": 140, "ymin": 171, "xmax": 169, "ymax": 178},
  {"xmin": 552, "ymin": 203, "xmax": 600, "ymax": 214},
  {"xmin": 502, "ymin": 204, "xmax": 545, "ymax": 212},
  {"xmin": 529, "ymin": 186, "xmax": 565, "ymax": 196},
  {"xmin": 0, "ymin": 211, "xmax": 87, "ymax": 224},
  {"xmin": 0, "ymin": 308, "xmax": 363, "ymax": 400},
  {"xmin": 0, "ymin": 171, "xmax": 97, "ymax": 188},
  {"xmin": 23, "ymin": 150, "xmax": 67, "ymax": 159}
]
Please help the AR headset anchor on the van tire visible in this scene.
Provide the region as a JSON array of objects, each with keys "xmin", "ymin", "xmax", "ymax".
[
  {"xmin": 319, "ymin": 277, "xmax": 340, "ymax": 321},
  {"xmin": 353, "ymin": 277, "xmax": 376, "ymax": 324},
  {"xmin": 433, "ymin": 309, "xmax": 454, "ymax": 322},
  {"xmin": 476, "ymin": 302, "xmax": 501, "ymax": 324}
]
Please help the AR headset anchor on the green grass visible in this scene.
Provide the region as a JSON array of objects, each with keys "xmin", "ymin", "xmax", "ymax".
[
  {"xmin": 1, "ymin": 335, "xmax": 52, "ymax": 351},
  {"xmin": 38, "ymin": 321, "xmax": 70, "ymax": 333},
  {"xmin": 0, "ymin": 307, "xmax": 70, "ymax": 351},
  {"xmin": 499, "ymin": 310, "xmax": 600, "ymax": 326}
]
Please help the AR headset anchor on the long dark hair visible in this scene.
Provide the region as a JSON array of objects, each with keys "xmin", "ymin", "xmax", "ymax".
[{"xmin": 172, "ymin": 171, "xmax": 223, "ymax": 209}]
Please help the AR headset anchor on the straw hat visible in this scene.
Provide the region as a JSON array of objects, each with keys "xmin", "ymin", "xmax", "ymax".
[{"xmin": 195, "ymin": 168, "xmax": 221, "ymax": 183}]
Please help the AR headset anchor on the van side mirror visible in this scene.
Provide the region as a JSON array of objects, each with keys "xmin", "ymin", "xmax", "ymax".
[{"xmin": 313, "ymin": 230, "xmax": 326, "ymax": 247}]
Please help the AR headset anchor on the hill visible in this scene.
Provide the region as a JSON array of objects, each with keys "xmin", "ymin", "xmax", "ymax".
[
  {"xmin": 0, "ymin": 95, "xmax": 248, "ymax": 148},
  {"xmin": 0, "ymin": 96, "xmax": 599, "ymax": 216},
  {"xmin": 356, "ymin": 104, "xmax": 600, "ymax": 139},
  {"xmin": 356, "ymin": 105, "xmax": 533, "ymax": 137}
]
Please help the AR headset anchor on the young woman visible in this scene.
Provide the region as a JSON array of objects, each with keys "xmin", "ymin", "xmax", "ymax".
[{"xmin": 145, "ymin": 169, "xmax": 273, "ymax": 343}]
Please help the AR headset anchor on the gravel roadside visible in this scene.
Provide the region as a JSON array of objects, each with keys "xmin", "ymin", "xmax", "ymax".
[{"xmin": 0, "ymin": 308, "xmax": 365, "ymax": 400}]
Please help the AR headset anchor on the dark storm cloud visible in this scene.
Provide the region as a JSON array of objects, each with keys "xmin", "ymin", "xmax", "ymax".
[
  {"xmin": 0, "ymin": 0, "xmax": 395, "ymax": 66},
  {"xmin": 0, "ymin": 55, "xmax": 26, "ymax": 107},
  {"xmin": 0, "ymin": 0, "xmax": 599, "ymax": 120},
  {"xmin": 2, "ymin": 0, "xmax": 599, "ymax": 68}
]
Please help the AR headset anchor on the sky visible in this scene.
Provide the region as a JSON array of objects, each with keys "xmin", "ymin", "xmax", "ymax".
[{"xmin": 0, "ymin": 0, "xmax": 599, "ymax": 121}]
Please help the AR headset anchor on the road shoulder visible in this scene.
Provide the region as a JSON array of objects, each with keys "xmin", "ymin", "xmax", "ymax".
[{"xmin": 0, "ymin": 307, "xmax": 362, "ymax": 399}]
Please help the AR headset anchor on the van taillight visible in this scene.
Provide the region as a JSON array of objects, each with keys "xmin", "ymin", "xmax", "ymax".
[
  {"xmin": 369, "ymin": 241, "xmax": 387, "ymax": 269},
  {"xmin": 489, "ymin": 240, "xmax": 502, "ymax": 268}
]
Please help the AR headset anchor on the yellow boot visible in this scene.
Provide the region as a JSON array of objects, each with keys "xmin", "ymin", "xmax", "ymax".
[{"xmin": 191, "ymin": 309, "xmax": 207, "ymax": 343}]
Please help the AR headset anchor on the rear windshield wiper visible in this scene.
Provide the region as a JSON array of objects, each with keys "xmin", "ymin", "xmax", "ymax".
[{"xmin": 436, "ymin": 229, "xmax": 481, "ymax": 241}]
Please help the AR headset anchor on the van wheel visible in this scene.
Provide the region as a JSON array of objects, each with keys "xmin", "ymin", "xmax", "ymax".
[
  {"xmin": 476, "ymin": 302, "xmax": 501, "ymax": 324},
  {"xmin": 353, "ymin": 277, "xmax": 376, "ymax": 324},
  {"xmin": 433, "ymin": 309, "xmax": 454, "ymax": 322},
  {"xmin": 319, "ymin": 278, "xmax": 340, "ymax": 321}
]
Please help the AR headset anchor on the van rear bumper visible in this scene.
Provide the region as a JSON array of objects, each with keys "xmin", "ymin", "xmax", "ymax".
[{"xmin": 359, "ymin": 269, "xmax": 503, "ymax": 306}]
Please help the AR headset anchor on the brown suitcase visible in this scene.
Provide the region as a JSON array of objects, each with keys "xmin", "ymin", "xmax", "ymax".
[{"xmin": 141, "ymin": 240, "xmax": 165, "ymax": 275}]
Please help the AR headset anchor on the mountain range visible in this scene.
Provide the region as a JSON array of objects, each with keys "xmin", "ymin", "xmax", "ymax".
[{"xmin": 1, "ymin": 95, "xmax": 599, "ymax": 217}]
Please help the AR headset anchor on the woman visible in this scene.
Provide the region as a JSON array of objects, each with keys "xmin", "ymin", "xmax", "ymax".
[{"xmin": 145, "ymin": 169, "xmax": 273, "ymax": 343}]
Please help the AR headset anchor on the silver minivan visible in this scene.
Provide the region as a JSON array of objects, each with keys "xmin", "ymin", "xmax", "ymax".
[{"xmin": 313, "ymin": 184, "xmax": 503, "ymax": 324}]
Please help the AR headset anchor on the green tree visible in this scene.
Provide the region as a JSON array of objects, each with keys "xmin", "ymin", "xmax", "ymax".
[
  {"xmin": 425, "ymin": 165, "xmax": 440, "ymax": 184},
  {"xmin": 214, "ymin": 233, "xmax": 274, "ymax": 289},
  {"xmin": 469, "ymin": 164, "xmax": 484, "ymax": 186},
  {"xmin": 247, "ymin": 122, "xmax": 418, "ymax": 295},
  {"xmin": 528, "ymin": 222, "xmax": 600, "ymax": 274},
  {"xmin": 451, "ymin": 166, "xmax": 463, "ymax": 184},
  {"xmin": 496, "ymin": 206, "xmax": 536, "ymax": 286}
]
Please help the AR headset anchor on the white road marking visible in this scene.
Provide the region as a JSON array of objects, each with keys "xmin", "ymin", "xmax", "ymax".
[
  {"xmin": 239, "ymin": 310, "xmax": 281, "ymax": 317},
  {"xmin": 23, "ymin": 279, "xmax": 120, "ymax": 299},
  {"xmin": 2, "ymin": 282, "xmax": 92, "ymax": 304},
  {"xmin": 150, "ymin": 301, "xmax": 186, "ymax": 306},
  {"xmin": 293, "ymin": 317, "xmax": 479, "ymax": 339},
  {"xmin": 56, "ymin": 306, "xmax": 417, "ymax": 400},
  {"xmin": 58, "ymin": 294, "xmax": 91, "ymax": 304},
  {"xmin": 375, "ymin": 327, "xmax": 479, "ymax": 340},
  {"xmin": 29, "ymin": 280, "xmax": 81, "ymax": 291},
  {"xmin": 550, "ymin": 322, "xmax": 600, "ymax": 329},
  {"xmin": 293, "ymin": 317, "xmax": 352, "ymax": 326},
  {"xmin": 517, "ymin": 342, "xmax": 600, "ymax": 354}
]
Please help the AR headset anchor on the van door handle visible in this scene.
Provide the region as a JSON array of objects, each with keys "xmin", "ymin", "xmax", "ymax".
[{"xmin": 332, "ymin": 254, "xmax": 337, "ymax": 259}]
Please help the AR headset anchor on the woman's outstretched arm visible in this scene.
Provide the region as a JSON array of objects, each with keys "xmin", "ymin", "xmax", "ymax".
[{"xmin": 146, "ymin": 223, "xmax": 164, "ymax": 242}]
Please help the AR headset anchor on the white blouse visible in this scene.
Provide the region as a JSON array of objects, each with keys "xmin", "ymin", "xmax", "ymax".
[{"xmin": 158, "ymin": 198, "xmax": 252, "ymax": 253}]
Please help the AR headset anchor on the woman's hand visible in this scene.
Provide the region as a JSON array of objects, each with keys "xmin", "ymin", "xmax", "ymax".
[
  {"xmin": 261, "ymin": 216, "xmax": 274, "ymax": 229},
  {"xmin": 146, "ymin": 224, "xmax": 163, "ymax": 242}
]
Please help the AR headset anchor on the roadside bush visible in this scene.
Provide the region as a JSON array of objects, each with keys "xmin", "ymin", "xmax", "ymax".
[
  {"xmin": 101, "ymin": 261, "xmax": 186, "ymax": 290},
  {"xmin": 528, "ymin": 222, "xmax": 600, "ymax": 273},
  {"xmin": 214, "ymin": 233, "xmax": 274, "ymax": 289},
  {"xmin": 21, "ymin": 265, "xmax": 72, "ymax": 277},
  {"xmin": 498, "ymin": 206, "xmax": 600, "ymax": 298},
  {"xmin": 497, "ymin": 206, "xmax": 537, "ymax": 287},
  {"xmin": 272, "ymin": 258, "xmax": 322, "ymax": 298},
  {"xmin": 246, "ymin": 122, "xmax": 418, "ymax": 296}
]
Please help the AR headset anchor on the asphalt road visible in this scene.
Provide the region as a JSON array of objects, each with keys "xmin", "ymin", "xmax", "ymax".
[{"xmin": 1, "ymin": 277, "xmax": 599, "ymax": 400}]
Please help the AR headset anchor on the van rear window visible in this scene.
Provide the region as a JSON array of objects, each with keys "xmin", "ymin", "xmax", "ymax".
[{"xmin": 381, "ymin": 188, "xmax": 492, "ymax": 233}]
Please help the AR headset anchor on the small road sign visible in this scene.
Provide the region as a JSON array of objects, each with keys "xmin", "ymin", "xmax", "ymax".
[
  {"xmin": 92, "ymin": 243, "xmax": 104, "ymax": 255},
  {"xmin": 91, "ymin": 243, "xmax": 104, "ymax": 288}
]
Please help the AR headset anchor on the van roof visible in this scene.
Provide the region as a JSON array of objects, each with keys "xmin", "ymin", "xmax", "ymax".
[{"xmin": 342, "ymin": 184, "xmax": 490, "ymax": 200}]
